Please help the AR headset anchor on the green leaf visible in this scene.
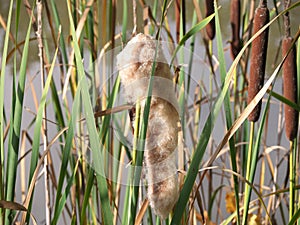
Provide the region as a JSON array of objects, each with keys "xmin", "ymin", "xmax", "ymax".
[
  {"xmin": 170, "ymin": 13, "xmax": 215, "ymax": 65},
  {"xmin": 5, "ymin": 5, "xmax": 32, "ymax": 224},
  {"xmin": 66, "ymin": 2, "xmax": 114, "ymax": 224}
]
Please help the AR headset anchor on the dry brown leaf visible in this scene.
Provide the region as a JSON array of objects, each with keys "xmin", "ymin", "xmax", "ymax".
[
  {"xmin": 134, "ymin": 199, "xmax": 149, "ymax": 225},
  {"xmin": 225, "ymin": 191, "xmax": 236, "ymax": 213},
  {"xmin": 248, "ymin": 213, "xmax": 262, "ymax": 225},
  {"xmin": 0, "ymin": 200, "xmax": 38, "ymax": 225},
  {"xmin": 0, "ymin": 200, "xmax": 27, "ymax": 211},
  {"xmin": 204, "ymin": 211, "xmax": 217, "ymax": 225}
]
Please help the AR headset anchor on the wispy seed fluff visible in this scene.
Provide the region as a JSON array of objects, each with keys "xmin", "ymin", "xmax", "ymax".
[{"xmin": 117, "ymin": 33, "xmax": 179, "ymax": 219}]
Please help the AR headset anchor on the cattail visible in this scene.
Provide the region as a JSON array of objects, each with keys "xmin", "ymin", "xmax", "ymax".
[
  {"xmin": 230, "ymin": 0, "xmax": 241, "ymax": 59},
  {"xmin": 205, "ymin": 0, "xmax": 215, "ymax": 40},
  {"xmin": 175, "ymin": 0, "xmax": 180, "ymax": 43},
  {"xmin": 282, "ymin": 0, "xmax": 298, "ymax": 140},
  {"xmin": 117, "ymin": 33, "xmax": 179, "ymax": 219},
  {"xmin": 282, "ymin": 37, "xmax": 298, "ymax": 140},
  {"xmin": 247, "ymin": 1, "xmax": 269, "ymax": 122}
]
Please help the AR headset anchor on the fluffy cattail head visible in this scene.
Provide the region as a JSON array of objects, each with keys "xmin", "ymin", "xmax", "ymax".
[{"xmin": 117, "ymin": 33, "xmax": 180, "ymax": 219}]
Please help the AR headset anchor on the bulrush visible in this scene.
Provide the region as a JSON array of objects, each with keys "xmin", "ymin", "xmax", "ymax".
[
  {"xmin": 282, "ymin": 0, "xmax": 298, "ymax": 140},
  {"xmin": 230, "ymin": 0, "xmax": 241, "ymax": 59},
  {"xmin": 205, "ymin": 0, "xmax": 215, "ymax": 40},
  {"xmin": 282, "ymin": 37, "xmax": 298, "ymax": 140},
  {"xmin": 247, "ymin": 1, "xmax": 269, "ymax": 122},
  {"xmin": 117, "ymin": 33, "xmax": 179, "ymax": 219}
]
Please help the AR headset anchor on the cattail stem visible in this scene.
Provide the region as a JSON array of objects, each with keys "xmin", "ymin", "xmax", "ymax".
[
  {"xmin": 242, "ymin": 121, "xmax": 255, "ymax": 224},
  {"xmin": 284, "ymin": 0, "xmax": 291, "ymax": 37},
  {"xmin": 205, "ymin": 0, "xmax": 215, "ymax": 40},
  {"xmin": 289, "ymin": 141, "xmax": 296, "ymax": 220},
  {"xmin": 259, "ymin": 0, "xmax": 267, "ymax": 8},
  {"xmin": 247, "ymin": 2, "xmax": 269, "ymax": 122}
]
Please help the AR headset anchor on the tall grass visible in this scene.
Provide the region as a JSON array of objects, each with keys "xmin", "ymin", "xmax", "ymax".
[{"xmin": 0, "ymin": 0, "xmax": 299, "ymax": 224}]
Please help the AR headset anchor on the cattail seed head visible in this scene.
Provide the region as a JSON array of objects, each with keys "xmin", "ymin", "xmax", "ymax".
[
  {"xmin": 247, "ymin": 4, "xmax": 269, "ymax": 122},
  {"xmin": 282, "ymin": 37, "xmax": 298, "ymax": 140},
  {"xmin": 205, "ymin": 0, "xmax": 215, "ymax": 40},
  {"xmin": 230, "ymin": 0, "xmax": 241, "ymax": 59},
  {"xmin": 117, "ymin": 33, "xmax": 179, "ymax": 219}
]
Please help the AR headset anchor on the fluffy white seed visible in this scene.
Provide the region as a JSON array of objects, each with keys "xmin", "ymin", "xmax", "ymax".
[{"xmin": 117, "ymin": 33, "xmax": 179, "ymax": 219}]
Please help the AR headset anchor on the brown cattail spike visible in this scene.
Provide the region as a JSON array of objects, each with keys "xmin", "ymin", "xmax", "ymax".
[
  {"xmin": 205, "ymin": 0, "xmax": 215, "ymax": 40},
  {"xmin": 230, "ymin": 0, "xmax": 241, "ymax": 59},
  {"xmin": 247, "ymin": 2, "xmax": 269, "ymax": 122},
  {"xmin": 282, "ymin": 38, "xmax": 298, "ymax": 140},
  {"xmin": 175, "ymin": 0, "xmax": 180, "ymax": 43}
]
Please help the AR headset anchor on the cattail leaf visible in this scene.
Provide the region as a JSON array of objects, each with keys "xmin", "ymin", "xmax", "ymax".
[
  {"xmin": 21, "ymin": 36, "xmax": 59, "ymax": 224},
  {"xmin": 214, "ymin": 0, "xmax": 240, "ymax": 223},
  {"xmin": 170, "ymin": 12, "xmax": 215, "ymax": 65},
  {"xmin": 267, "ymin": 90, "xmax": 300, "ymax": 111},
  {"xmin": 5, "ymin": 4, "xmax": 33, "ymax": 224},
  {"xmin": 289, "ymin": 207, "xmax": 300, "ymax": 225},
  {"xmin": 0, "ymin": 0, "xmax": 13, "ymax": 214},
  {"xmin": 65, "ymin": 2, "xmax": 114, "ymax": 224}
]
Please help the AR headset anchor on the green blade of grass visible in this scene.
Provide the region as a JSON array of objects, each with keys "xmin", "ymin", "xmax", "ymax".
[
  {"xmin": 0, "ymin": 0, "xmax": 14, "ymax": 222},
  {"xmin": 99, "ymin": 76, "xmax": 120, "ymax": 144},
  {"xmin": 4, "ymin": 7, "xmax": 33, "ymax": 225},
  {"xmin": 170, "ymin": 12, "xmax": 216, "ymax": 65},
  {"xmin": 208, "ymin": 185, "xmax": 225, "ymax": 218},
  {"xmin": 49, "ymin": 0, "xmax": 68, "ymax": 73},
  {"xmin": 122, "ymin": 0, "xmax": 128, "ymax": 43},
  {"xmin": 80, "ymin": 167, "xmax": 94, "ymax": 224},
  {"xmin": 52, "ymin": 159, "xmax": 79, "ymax": 225},
  {"xmin": 289, "ymin": 206, "xmax": 300, "ymax": 225},
  {"xmin": 66, "ymin": 2, "xmax": 113, "ymax": 224},
  {"xmin": 149, "ymin": 0, "xmax": 158, "ymax": 35},
  {"xmin": 25, "ymin": 40, "xmax": 59, "ymax": 224},
  {"xmin": 178, "ymin": 0, "xmax": 186, "ymax": 140},
  {"xmin": 186, "ymin": 3, "xmax": 198, "ymax": 94},
  {"xmin": 243, "ymin": 86, "xmax": 272, "ymax": 224},
  {"xmin": 51, "ymin": 72, "xmax": 81, "ymax": 225},
  {"xmin": 213, "ymin": 1, "xmax": 240, "ymax": 224},
  {"xmin": 267, "ymin": 90, "xmax": 300, "ymax": 111}
]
